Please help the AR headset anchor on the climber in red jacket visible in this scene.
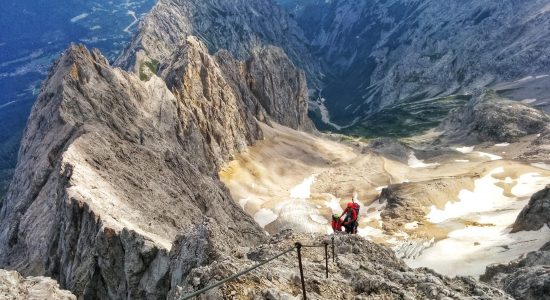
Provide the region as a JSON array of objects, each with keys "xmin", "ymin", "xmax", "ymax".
[
  {"xmin": 341, "ymin": 201, "xmax": 358, "ymax": 234},
  {"xmin": 331, "ymin": 213, "xmax": 343, "ymax": 232}
]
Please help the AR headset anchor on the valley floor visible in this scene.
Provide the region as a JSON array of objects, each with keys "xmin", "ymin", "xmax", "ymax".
[{"xmin": 220, "ymin": 123, "xmax": 550, "ymax": 277}]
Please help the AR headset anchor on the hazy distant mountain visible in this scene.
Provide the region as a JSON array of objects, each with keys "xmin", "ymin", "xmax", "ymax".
[{"xmin": 279, "ymin": 0, "xmax": 550, "ymax": 137}]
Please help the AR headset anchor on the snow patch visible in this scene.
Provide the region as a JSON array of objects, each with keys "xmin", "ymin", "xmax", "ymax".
[
  {"xmin": 531, "ymin": 162, "xmax": 550, "ymax": 171},
  {"xmin": 407, "ymin": 225, "xmax": 550, "ymax": 277},
  {"xmin": 325, "ymin": 196, "xmax": 342, "ymax": 213},
  {"xmin": 254, "ymin": 209, "xmax": 278, "ymax": 228},
  {"xmin": 455, "ymin": 146, "xmax": 474, "ymax": 153},
  {"xmin": 415, "ymin": 167, "xmax": 550, "ymax": 276},
  {"xmin": 357, "ymin": 226, "xmax": 385, "ymax": 239},
  {"xmin": 511, "ymin": 172, "xmax": 547, "ymax": 198},
  {"xmin": 290, "ymin": 175, "xmax": 317, "ymax": 199},
  {"xmin": 494, "ymin": 143, "xmax": 510, "ymax": 147},
  {"xmin": 477, "ymin": 151, "xmax": 502, "ymax": 161},
  {"xmin": 427, "ymin": 168, "xmax": 509, "ymax": 223},
  {"xmin": 404, "ymin": 221, "xmax": 419, "ymax": 230},
  {"xmin": 310, "ymin": 214, "xmax": 328, "ymax": 224},
  {"xmin": 408, "ymin": 153, "xmax": 439, "ymax": 168},
  {"xmin": 521, "ymin": 99, "xmax": 537, "ymax": 104}
]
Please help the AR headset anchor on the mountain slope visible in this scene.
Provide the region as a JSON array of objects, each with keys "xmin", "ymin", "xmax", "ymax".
[
  {"xmin": 116, "ymin": 0, "xmax": 320, "ymax": 84},
  {"xmin": 288, "ymin": 0, "xmax": 550, "ymax": 132},
  {"xmin": 0, "ymin": 33, "xmax": 313, "ymax": 296}
]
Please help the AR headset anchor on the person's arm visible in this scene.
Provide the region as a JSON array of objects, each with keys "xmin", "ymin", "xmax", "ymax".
[
  {"xmin": 340, "ymin": 208, "xmax": 347, "ymax": 222},
  {"xmin": 342, "ymin": 209, "xmax": 351, "ymax": 225}
]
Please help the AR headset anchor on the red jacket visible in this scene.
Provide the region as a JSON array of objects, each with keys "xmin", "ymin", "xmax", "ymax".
[
  {"xmin": 331, "ymin": 219, "xmax": 342, "ymax": 231},
  {"xmin": 341, "ymin": 207, "xmax": 358, "ymax": 224}
]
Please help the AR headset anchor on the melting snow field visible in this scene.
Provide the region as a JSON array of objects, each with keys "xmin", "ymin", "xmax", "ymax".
[
  {"xmin": 254, "ymin": 208, "xmax": 278, "ymax": 227},
  {"xmin": 477, "ymin": 151, "xmax": 502, "ymax": 161},
  {"xmin": 408, "ymin": 153, "xmax": 439, "ymax": 168},
  {"xmin": 246, "ymin": 174, "xmax": 330, "ymax": 232},
  {"xmin": 408, "ymin": 167, "xmax": 550, "ymax": 277},
  {"xmin": 290, "ymin": 175, "xmax": 317, "ymax": 199},
  {"xmin": 220, "ymin": 123, "xmax": 550, "ymax": 277},
  {"xmin": 406, "ymin": 225, "xmax": 550, "ymax": 277}
]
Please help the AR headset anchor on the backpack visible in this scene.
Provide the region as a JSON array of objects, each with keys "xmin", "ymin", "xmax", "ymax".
[{"xmin": 352, "ymin": 202, "xmax": 360, "ymax": 215}]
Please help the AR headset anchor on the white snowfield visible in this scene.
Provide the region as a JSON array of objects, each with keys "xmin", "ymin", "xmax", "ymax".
[
  {"xmin": 220, "ymin": 123, "xmax": 550, "ymax": 277},
  {"xmin": 290, "ymin": 175, "xmax": 317, "ymax": 199},
  {"xmin": 408, "ymin": 152, "xmax": 439, "ymax": 168},
  {"xmin": 416, "ymin": 167, "xmax": 550, "ymax": 276},
  {"xmin": 427, "ymin": 168, "xmax": 511, "ymax": 223},
  {"xmin": 407, "ymin": 225, "xmax": 550, "ymax": 277}
]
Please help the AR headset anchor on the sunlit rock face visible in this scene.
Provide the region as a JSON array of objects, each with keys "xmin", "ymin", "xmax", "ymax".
[
  {"xmin": 116, "ymin": 0, "xmax": 320, "ymax": 83},
  {"xmin": 0, "ymin": 44, "xmax": 268, "ymax": 298},
  {"xmin": 0, "ymin": 269, "xmax": 76, "ymax": 300},
  {"xmin": 0, "ymin": 31, "xmax": 314, "ymax": 296}
]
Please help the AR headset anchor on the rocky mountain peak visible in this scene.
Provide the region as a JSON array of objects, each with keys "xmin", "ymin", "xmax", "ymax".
[
  {"xmin": 0, "ymin": 42, "xmax": 272, "ymax": 297},
  {"xmin": 116, "ymin": 0, "xmax": 320, "ymax": 84}
]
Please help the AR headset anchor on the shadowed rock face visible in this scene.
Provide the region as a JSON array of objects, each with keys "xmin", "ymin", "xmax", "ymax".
[
  {"xmin": 512, "ymin": 185, "xmax": 550, "ymax": 233},
  {"xmin": 245, "ymin": 46, "xmax": 314, "ymax": 131},
  {"xmin": 439, "ymin": 90, "xmax": 550, "ymax": 144}
]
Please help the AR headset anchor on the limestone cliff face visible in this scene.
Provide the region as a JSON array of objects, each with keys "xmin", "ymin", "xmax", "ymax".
[
  {"xmin": 115, "ymin": 0, "xmax": 320, "ymax": 83},
  {"xmin": 245, "ymin": 46, "xmax": 314, "ymax": 131},
  {"xmin": 159, "ymin": 37, "xmax": 263, "ymax": 173},
  {"xmin": 0, "ymin": 44, "xmax": 268, "ymax": 298},
  {"xmin": 161, "ymin": 37, "xmax": 314, "ymax": 135}
]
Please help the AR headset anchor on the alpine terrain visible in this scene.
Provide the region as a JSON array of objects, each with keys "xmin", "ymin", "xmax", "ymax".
[{"xmin": 0, "ymin": 0, "xmax": 550, "ymax": 299}]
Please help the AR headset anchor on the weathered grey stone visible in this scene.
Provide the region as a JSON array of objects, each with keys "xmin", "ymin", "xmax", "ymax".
[
  {"xmin": 116, "ymin": 0, "xmax": 320, "ymax": 84},
  {"xmin": 0, "ymin": 269, "xmax": 76, "ymax": 300},
  {"xmin": 512, "ymin": 185, "xmax": 550, "ymax": 233},
  {"xmin": 0, "ymin": 44, "xmax": 269, "ymax": 299},
  {"xmin": 440, "ymin": 90, "xmax": 550, "ymax": 144},
  {"xmin": 482, "ymin": 243, "xmax": 550, "ymax": 300},
  {"xmin": 174, "ymin": 231, "xmax": 512, "ymax": 299}
]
